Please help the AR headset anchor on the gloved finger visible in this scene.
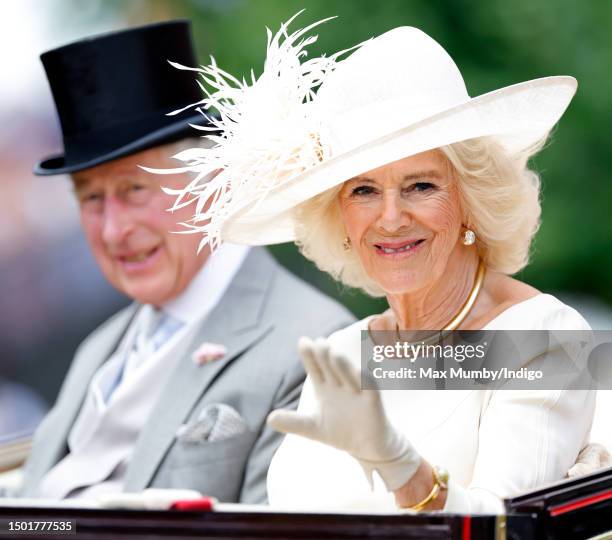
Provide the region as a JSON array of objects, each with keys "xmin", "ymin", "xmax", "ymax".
[
  {"xmin": 567, "ymin": 463, "xmax": 591, "ymax": 479},
  {"xmin": 313, "ymin": 337, "xmax": 342, "ymax": 386},
  {"xmin": 361, "ymin": 362, "xmax": 381, "ymax": 393},
  {"xmin": 298, "ymin": 336, "xmax": 324, "ymax": 384},
  {"xmin": 267, "ymin": 409, "xmax": 317, "ymax": 439},
  {"xmin": 326, "ymin": 353, "xmax": 350, "ymax": 389},
  {"xmin": 331, "ymin": 353, "xmax": 361, "ymax": 392},
  {"xmin": 583, "ymin": 443, "xmax": 612, "ymax": 466},
  {"xmin": 570, "ymin": 443, "xmax": 612, "ymax": 477}
]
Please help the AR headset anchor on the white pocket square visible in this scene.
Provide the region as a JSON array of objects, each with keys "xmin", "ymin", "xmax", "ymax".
[{"xmin": 176, "ymin": 403, "xmax": 248, "ymax": 444}]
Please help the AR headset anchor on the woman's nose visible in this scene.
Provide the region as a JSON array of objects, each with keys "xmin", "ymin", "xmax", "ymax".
[{"xmin": 377, "ymin": 191, "xmax": 408, "ymax": 232}]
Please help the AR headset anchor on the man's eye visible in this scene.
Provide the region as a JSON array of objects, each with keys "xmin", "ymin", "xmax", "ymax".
[
  {"xmin": 125, "ymin": 182, "xmax": 152, "ymax": 204},
  {"xmin": 81, "ymin": 192, "xmax": 102, "ymax": 204},
  {"xmin": 351, "ymin": 185, "xmax": 376, "ymax": 196}
]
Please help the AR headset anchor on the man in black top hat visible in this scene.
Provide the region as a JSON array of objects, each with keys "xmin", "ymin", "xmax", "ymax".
[{"xmin": 19, "ymin": 20, "xmax": 354, "ymax": 503}]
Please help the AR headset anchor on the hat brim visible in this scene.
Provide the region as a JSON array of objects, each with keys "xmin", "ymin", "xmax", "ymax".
[
  {"xmin": 221, "ymin": 76, "xmax": 577, "ymax": 246},
  {"xmin": 34, "ymin": 113, "xmax": 208, "ymax": 176}
]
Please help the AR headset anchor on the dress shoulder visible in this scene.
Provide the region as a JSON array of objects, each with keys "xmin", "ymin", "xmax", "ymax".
[{"xmin": 485, "ymin": 293, "xmax": 591, "ymax": 331}]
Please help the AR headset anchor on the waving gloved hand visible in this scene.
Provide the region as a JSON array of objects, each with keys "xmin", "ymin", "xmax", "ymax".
[{"xmin": 267, "ymin": 336, "xmax": 421, "ymax": 491}]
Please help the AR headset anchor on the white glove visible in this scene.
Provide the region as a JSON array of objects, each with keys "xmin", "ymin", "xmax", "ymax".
[
  {"xmin": 268, "ymin": 336, "xmax": 421, "ymax": 491},
  {"xmin": 567, "ymin": 443, "xmax": 612, "ymax": 479}
]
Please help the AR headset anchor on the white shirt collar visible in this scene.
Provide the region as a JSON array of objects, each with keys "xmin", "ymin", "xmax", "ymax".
[{"xmin": 161, "ymin": 243, "xmax": 251, "ymax": 326}]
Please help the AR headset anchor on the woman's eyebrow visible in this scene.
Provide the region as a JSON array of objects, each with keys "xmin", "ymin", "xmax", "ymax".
[
  {"xmin": 402, "ymin": 170, "xmax": 443, "ymax": 181},
  {"xmin": 349, "ymin": 170, "xmax": 443, "ymax": 183},
  {"xmin": 348, "ymin": 176, "xmax": 376, "ymax": 183}
]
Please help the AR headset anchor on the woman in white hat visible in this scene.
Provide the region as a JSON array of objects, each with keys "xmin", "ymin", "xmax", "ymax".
[{"xmin": 164, "ymin": 15, "xmax": 607, "ymax": 513}]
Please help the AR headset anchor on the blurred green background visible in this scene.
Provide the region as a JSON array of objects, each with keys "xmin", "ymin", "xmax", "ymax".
[{"xmin": 86, "ymin": 0, "xmax": 612, "ymax": 318}]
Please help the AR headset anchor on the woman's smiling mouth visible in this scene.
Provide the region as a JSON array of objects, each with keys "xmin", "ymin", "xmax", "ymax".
[{"xmin": 374, "ymin": 238, "xmax": 425, "ymax": 256}]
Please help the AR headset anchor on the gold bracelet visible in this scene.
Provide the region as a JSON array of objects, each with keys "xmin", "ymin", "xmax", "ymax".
[{"xmin": 405, "ymin": 466, "xmax": 449, "ymax": 512}]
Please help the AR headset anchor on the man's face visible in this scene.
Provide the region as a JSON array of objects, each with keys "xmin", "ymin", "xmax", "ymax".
[{"xmin": 72, "ymin": 145, "xmax": 208, "ymax": 306}]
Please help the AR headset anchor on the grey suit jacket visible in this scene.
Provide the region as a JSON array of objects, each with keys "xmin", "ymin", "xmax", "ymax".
[{"xmin": 20, "ymin": 248, "xmax": 354, "ymax": 503}]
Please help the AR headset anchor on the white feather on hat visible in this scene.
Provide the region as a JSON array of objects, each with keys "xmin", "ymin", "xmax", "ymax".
[{"xmin": 144, "ymin": 12, "xmax": 358, "ymax": 251}]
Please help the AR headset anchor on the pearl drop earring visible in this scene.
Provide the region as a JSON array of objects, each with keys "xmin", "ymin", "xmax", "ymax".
[{"xmin": 462, "ymin": 229, "xmax": 476, "ymax": 246}]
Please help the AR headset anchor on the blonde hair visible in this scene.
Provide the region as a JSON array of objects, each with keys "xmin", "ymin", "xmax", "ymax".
[{"xmin": 293, "ymin": 135, "xmax": 547, "ymax": 297}]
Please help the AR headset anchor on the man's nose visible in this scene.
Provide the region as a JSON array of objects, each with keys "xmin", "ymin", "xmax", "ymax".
[
  {"xmin": 378, "ymin": 191, "xmax": 408, "ymax": 232},
  {"xmin": 101, "ymin": 197, "xmax": 134, "ymax": 245}
]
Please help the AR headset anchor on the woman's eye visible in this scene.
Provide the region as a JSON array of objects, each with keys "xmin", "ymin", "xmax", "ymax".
[
  {"xmin": 411, "ymin": 182, "xmax": 435, "ymax": 192},
  {"xmin": 351, "ymin": 185, "xmax": 376, "ymax": 196}
]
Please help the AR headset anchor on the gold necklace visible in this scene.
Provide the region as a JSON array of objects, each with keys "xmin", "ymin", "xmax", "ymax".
[{"xmin": 395, "ymin": 259, "xmax": 485, "ymax": 339}]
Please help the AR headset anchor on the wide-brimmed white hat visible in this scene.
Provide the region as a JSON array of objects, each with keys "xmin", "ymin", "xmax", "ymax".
[{"xmin": 161, "ymin": 15, "xmax": 576, "ymax": 249}]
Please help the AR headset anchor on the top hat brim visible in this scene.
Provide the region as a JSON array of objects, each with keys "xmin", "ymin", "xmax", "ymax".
[
  {"xmin": 219, "ymin": 76, "xmax": 577, "ymax": 246},
  {"xmin": 34, "ymin": 113, "xmax": 208, "ymax": 176}
]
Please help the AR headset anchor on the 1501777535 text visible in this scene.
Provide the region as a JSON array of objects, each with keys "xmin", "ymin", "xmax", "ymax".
[{"xmin": 0, "ymin": 520, "xmax": 75, "ymax": 535}]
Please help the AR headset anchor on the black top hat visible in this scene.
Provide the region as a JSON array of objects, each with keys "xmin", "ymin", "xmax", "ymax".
[{"xmin": 35, "ymin": 20, "xmax": 208, "ymax": 176}]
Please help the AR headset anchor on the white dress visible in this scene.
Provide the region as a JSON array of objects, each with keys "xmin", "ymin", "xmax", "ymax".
[{"xmin": 267, "ymin": 294, "xmax": 595, "ymax": 513}]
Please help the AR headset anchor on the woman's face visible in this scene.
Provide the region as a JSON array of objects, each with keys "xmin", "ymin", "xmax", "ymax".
[{"xmin": 338, "ymin": 149, "xmax": 464, "ymax": 295}]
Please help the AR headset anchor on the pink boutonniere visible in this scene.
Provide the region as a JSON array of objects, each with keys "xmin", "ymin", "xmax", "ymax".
[{"xmin": 192, "ymin": 342, "xmax": 227, "ymax": 365}]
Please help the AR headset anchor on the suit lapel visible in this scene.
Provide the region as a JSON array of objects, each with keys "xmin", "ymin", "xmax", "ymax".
[
  {"xmin": 123, "ymin": 248, "xmax": 276, "ymax": 491},
  {"xmin": 22, "ymin": 304, "xmax": 138, "ymax": 496}
]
